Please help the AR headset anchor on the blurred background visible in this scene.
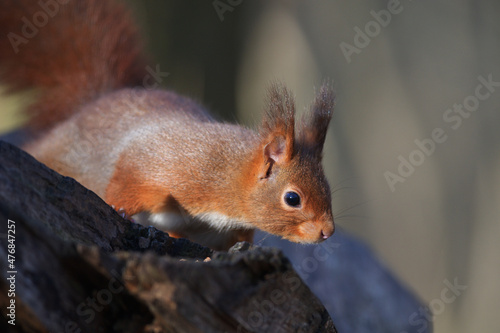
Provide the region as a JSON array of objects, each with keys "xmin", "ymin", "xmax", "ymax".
[{"xmin": 1, "ymin": 0, "xmax": 499, "ymax": 331}]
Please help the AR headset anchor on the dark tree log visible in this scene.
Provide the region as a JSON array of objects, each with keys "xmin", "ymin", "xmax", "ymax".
[{"xmin": 0, "ymin": 141, "xmax": 337, "ymax": 333}]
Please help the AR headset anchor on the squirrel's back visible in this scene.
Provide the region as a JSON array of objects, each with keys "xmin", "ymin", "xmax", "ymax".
[
  {"xmin": 0, "ymin": 0, "xmax": 148, "ymax": 132},
  {"xmin": 23, "ymin": 88, "xmax": 256, "ymax": 198}
]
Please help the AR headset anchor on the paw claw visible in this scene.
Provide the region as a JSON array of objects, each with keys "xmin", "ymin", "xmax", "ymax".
[{"xmin": 112, "ymin": 206, "xmax": 135, "ymax": 222}]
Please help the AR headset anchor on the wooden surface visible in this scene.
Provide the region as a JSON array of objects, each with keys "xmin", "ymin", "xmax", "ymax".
[{"xmin": 0, "ymin": 141, "xmax": 336, "ymax": 333}]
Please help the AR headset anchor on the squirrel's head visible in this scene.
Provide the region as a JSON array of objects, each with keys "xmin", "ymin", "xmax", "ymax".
[{"xmin": 243, "ymin": 81, "xmax": 335, "ymax": 244}]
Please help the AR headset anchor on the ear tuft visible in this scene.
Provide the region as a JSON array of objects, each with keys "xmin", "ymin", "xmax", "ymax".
[
  {"xmin": 260, "ymin": 81, "xmax": 296, "ymax": 164},
  {"xmin": 298, "ymin": 80, "xmax": 335, "ymax": 158}
]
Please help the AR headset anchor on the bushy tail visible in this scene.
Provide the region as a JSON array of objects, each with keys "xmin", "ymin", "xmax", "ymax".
[{"xmin": 0, "ymin": 0, "xmax": 148, "ymax": 132}]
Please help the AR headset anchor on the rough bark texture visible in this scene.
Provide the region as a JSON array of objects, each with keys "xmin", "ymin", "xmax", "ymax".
[{"xmin": 0, "ymin": 141, "xmax": 337, "ymax": 333}]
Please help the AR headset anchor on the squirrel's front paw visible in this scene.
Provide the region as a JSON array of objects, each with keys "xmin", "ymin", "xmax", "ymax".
[{"xmin": 111, "ymin": 205, "xmax": 136, "ymax": 223}]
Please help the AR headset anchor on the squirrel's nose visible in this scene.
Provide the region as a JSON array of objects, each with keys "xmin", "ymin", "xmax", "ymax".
[
  {"xmin": 321, "ymin": 229, "xmax": 334, "ymax": 240},
  {"xmin": 320, "ymin": 218, "xmax": 335, "ymax": 240}
]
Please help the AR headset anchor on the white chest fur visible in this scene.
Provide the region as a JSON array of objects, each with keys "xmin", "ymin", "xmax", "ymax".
[{"xmin": 132, "ymin": 211, "xmax": 252, "ymax": 232}]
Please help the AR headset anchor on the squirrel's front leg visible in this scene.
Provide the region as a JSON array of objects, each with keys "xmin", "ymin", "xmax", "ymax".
[{"xmin": 105, "ymin": 160, "xmax": 173, "ymax": 221}]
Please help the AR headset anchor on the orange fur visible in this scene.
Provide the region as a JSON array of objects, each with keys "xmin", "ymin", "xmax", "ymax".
[
  {"xmin": 1, "ymin": 0, "xmax": 336, "ymax": 250},
  {"xmin": 0, "ymin": 0, "xmax": 147, "ymax": 133}
]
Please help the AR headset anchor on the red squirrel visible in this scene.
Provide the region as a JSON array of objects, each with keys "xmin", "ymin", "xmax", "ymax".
[{"xmin": 0, "ymin": 0, "xmax": 335, "ymax": 250}]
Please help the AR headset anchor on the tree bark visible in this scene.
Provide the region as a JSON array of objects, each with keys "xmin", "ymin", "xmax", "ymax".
[{"xmin": 0, "ymin": 141, "xmax": 337, "ymax": 333}]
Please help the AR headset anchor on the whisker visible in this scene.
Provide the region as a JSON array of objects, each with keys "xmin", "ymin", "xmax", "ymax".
[
  {"xmin": 330, "ymin": 176, "xmax": 359, "ymax": 189},
  {"xmin": 254, "ymin": 232, "xmax": 271, "ymax": 245},
  {"xmin": 330, "ymin": 185, "xmax": 355, "ymax": 196},
  {"xmin": 329, "ymin": 176, "xmax": 361, "ymax": 196},
  {"xmin": 333, "ymin": 200, "xmax": 369, "ymax": 217},
  {"xmin": 335, "ymin": 214, "xmax": 368, "ymax": 220}
]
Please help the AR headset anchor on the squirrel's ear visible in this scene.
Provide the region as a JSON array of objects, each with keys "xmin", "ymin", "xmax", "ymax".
[
  {"xmin": 298, "ymin": 81, "xmax": 335, "ymax": 158},
  {"xmin": 260, "ymin": 82, "xmax": 295, "ymax": 166}
]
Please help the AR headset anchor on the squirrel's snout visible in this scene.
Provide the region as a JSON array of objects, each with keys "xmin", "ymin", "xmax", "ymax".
[
  {"xmin": 321, "ymin": 228, "xmax": 333, "ymax": 240},
  {"xmin": 292, "ymin": 216, "xmax": 335, "ymax": 243},
  {"xmin": 320, "ymin": 218, "xmax": 335, "ymax": 241}
]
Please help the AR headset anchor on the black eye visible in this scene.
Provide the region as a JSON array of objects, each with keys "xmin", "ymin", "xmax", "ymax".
[{"xmin": 284, "ymin": 191, "xmax": 301, "ymax": 207}]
